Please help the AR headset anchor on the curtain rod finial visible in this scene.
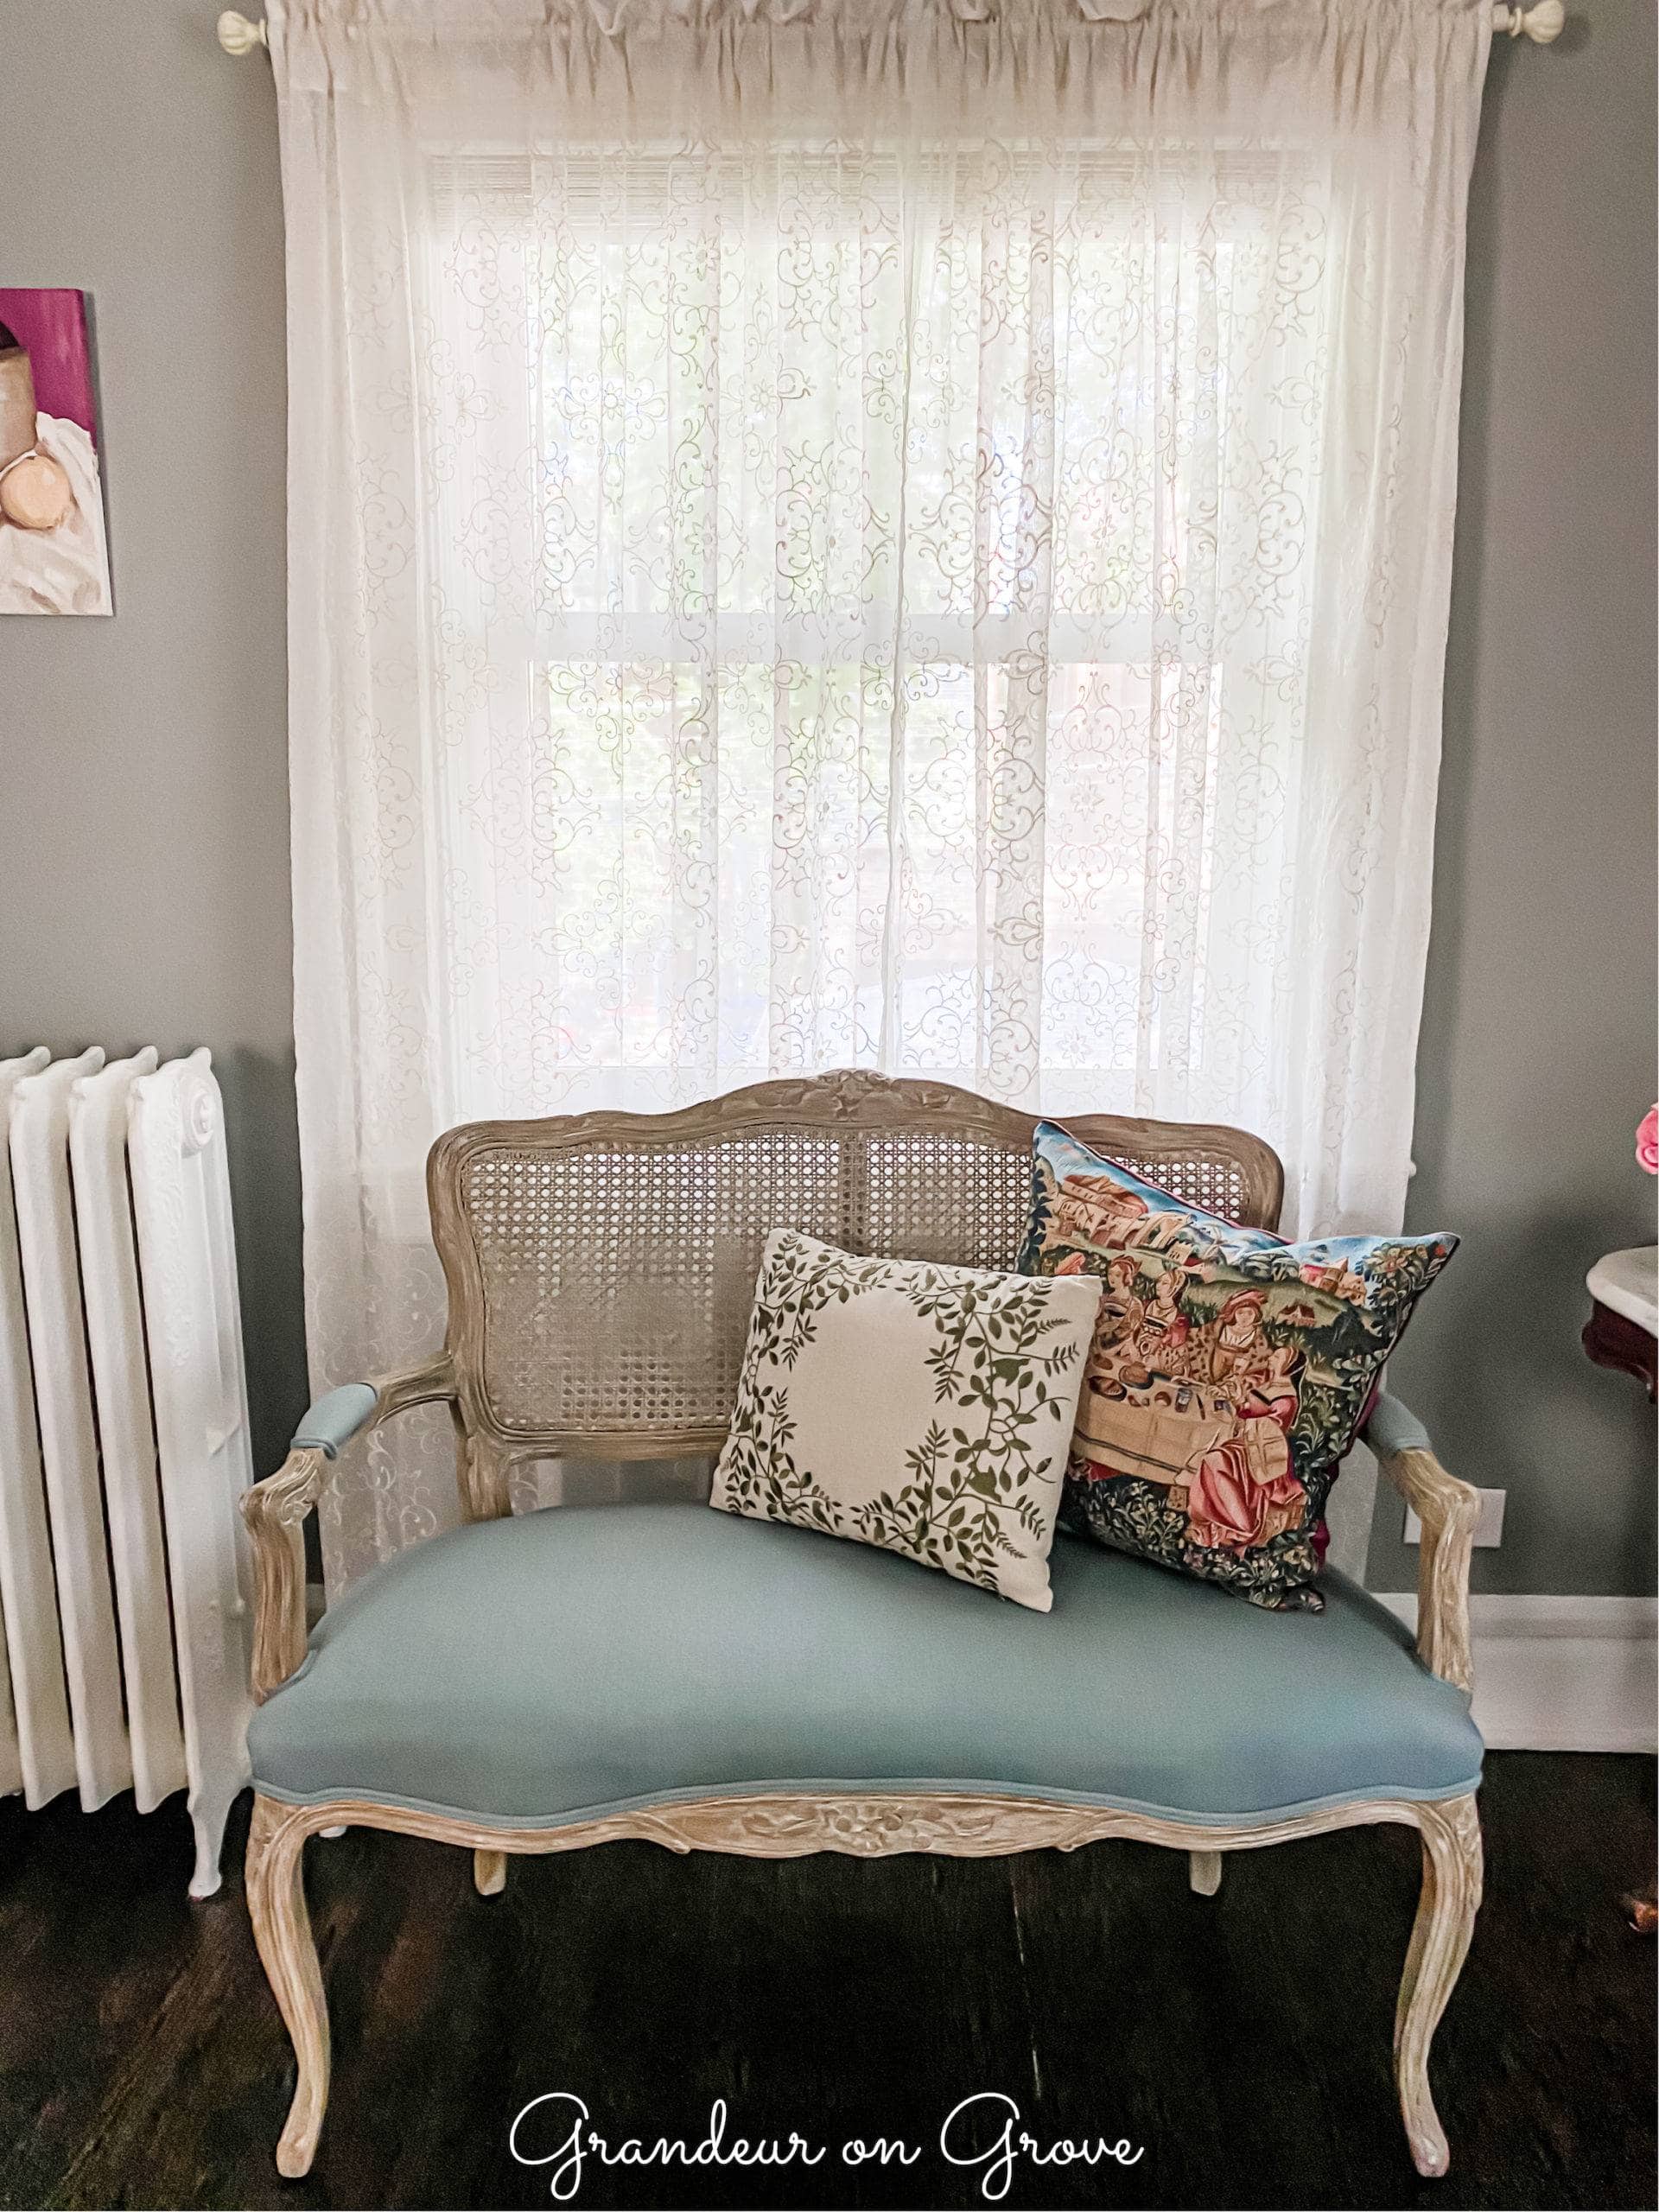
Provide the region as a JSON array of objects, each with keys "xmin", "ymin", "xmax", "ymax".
[
  {"xmin": 1493, "ymin": 1, "xmax": 1567, "ymax": 42},
  {"xmin": 218, "ymin": 10, "xmax": 269, "ymax": 57}
]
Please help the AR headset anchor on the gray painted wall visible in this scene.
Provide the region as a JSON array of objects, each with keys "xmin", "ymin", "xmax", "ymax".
[
  {"xmin": 1370, "ymin": 3, "xmax": 1658, "ymax": 1598},
  {"xmin": 0, "ymin": 2, "xmax": 306, "ymax": 1480},
  {"xmin": 2, "ymin": 3, "xmax": 1653, "ymax": 1591}
]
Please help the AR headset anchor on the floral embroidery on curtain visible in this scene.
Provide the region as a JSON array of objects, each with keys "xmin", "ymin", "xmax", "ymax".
[{"xmin": 271, "ymin": 0, "xmax": 1490, "ymax": 1586}]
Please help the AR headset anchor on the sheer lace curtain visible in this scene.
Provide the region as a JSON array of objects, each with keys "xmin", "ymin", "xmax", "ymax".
[{"xmin": 271, "ymin": 0, "xmax": 1489, "ymax": 1589}]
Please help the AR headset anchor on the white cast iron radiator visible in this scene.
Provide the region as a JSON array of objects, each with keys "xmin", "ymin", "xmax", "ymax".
[{"xmin": 0, "ymin": 1046, "xmax": 254, "ymax": 1897}]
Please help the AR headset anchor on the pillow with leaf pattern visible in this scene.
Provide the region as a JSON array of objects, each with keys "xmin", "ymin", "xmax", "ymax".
[
  {"xmin": 711, "ymin": 1228, "xmax": 1102, "ymax": 1611},
  {"xmin": 1019, "ymin": 1122, "xmax": 1458, "ymax": 1612}
]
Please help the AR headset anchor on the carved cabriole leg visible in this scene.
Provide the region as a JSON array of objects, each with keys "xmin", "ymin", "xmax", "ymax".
[
  {"xmin": 246, "ymin": 1794, "xmax": 331, "ymax": 2179},
  {"xmin": 235, "ymin": 1789, "xmax": 1480, "ymax": 2180},
  {"xmin": 474, "ymin": 1848, "xmax": 507, "ymax": 1896},
  {"xmin": 1189, "ymin": 1849, "xmax": 1223, "ymax": 1896},
  {"xmin": 1395, "ymin": 1794, "xmax": 1483, "ymax": 2179}
]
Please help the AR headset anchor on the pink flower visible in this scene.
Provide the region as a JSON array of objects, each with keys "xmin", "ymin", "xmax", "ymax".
[{"xmin": 1638, "ymin": 1107, "xmax": 1659, "ymax": 1177}]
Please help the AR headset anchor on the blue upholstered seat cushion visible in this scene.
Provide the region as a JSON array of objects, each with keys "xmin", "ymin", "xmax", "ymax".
[{"xmin": 248, "ymin": 1503, "xmax": 1482, "ymax": 1829}]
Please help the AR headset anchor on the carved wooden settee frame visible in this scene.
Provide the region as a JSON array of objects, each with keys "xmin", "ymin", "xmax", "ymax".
[{"xmin": 240, "ymin": 1071, "xmax": 1482, "ymax": 2182}]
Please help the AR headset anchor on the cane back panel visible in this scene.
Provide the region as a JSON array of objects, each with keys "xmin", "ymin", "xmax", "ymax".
[{"xmin": 426, "ymin": 1070, "xmax": 1284, "ymax": 1459}]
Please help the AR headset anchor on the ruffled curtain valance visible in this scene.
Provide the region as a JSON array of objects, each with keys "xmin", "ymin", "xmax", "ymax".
[
  {"xmin": 274, "ymin": 0, "xmax": 1481, "ymax": 124},
  {"xmin": 273, "ymin": 0, "xmax": 1471, "ymax": 29}
]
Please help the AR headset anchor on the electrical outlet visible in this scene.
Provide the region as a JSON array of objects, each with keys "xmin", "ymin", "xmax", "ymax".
[{"xmin": 1404, "ymin": 1488, "xmax": 1505, "ymax": 1548}]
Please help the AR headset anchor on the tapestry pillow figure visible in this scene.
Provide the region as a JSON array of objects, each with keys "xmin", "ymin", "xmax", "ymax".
[
  {"xmin": 710, "ymin": 1229, "xmax": 1102, "ymax": 1611},
  {"xmin": 1018, "ymin": 1123, "xmax": 1457, "ymax": 1611}
]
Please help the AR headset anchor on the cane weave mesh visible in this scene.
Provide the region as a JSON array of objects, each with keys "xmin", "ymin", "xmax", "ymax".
[{"xmin": 430, "ymin": 1073, "xmax": 1282, "ymax": 1453}]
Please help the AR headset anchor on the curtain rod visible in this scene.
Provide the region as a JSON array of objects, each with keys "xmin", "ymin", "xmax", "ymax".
[{"xmin": 215, "ymin": 3, "xmax": 1567, "ymax": 55}]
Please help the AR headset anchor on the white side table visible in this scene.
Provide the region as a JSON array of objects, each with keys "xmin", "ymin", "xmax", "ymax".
[
  {"xmin": 1581, "ymin": 1243, "xmax": 1658, "ymax": 1931},
  {"xmin": 1583, "ymin": 1245, "xmax": 1658, "ymax": 1402}
]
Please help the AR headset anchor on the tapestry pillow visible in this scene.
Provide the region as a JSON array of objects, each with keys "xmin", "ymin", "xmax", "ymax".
[
  {"xmin": 1018, "ymin": 1123, "xmax": 1457, "ymax": 1612},
  {"xmin": 711, "ymin": 1229, "xmax": 1102, "ymax": 1612}
]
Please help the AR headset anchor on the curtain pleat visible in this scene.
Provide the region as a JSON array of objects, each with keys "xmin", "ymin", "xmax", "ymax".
[{"xmin": 271, "ymin": 0, "xmax": 1490, "ymax": 1588}]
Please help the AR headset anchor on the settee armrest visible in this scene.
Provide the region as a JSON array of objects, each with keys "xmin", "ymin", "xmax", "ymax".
[
  {"xmin": 242, "ymin": 1354, "xmax": 457, "ymax": 1701},
  {"xmin": 1363, "ymin": 1391, "xmax": 1479, "ymax": 1696}
]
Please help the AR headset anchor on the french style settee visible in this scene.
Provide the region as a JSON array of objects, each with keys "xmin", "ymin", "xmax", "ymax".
[{"xmin": 240, "ymin": 1071, "xmax": 1484, "ymax": 2181}]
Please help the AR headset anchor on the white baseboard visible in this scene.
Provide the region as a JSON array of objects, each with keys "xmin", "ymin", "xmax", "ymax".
[{"xmin": 1376, "ymin": 1592, "xmax": 1658, "ymax": 1753}]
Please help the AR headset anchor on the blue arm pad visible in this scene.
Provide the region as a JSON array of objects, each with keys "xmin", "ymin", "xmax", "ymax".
[
  {"xmin": 291, "ymin": 1382, "xmax": 378, "ymax": 1460},
  {"xmin": 1363, "ymin": 1390, "xmax": 1433, "ymax": 1459}
]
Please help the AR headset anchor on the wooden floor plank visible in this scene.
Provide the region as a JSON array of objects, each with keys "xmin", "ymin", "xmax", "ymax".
[{"xmin": 0, "ymin": 1753, "xmax": 1650, "ymax": 2209}]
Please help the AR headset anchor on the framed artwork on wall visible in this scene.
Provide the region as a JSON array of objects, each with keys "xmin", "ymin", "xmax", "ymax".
[{"xmin": 0, "ymin": 288, "xmax": 112, "ymax": 616}]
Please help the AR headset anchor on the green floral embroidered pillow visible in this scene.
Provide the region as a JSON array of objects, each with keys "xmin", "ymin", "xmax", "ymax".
[
  {"xmin": 711, "ymin": 1229, "xmax": 1102, "ymax": 1611},
  {"xmin": 1019, "ymin": 1123, "xmax": 1457, "ymax": 1612}
]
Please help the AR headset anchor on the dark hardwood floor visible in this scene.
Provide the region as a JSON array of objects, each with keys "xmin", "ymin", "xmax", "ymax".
[{"xmin": 1, "ymin": 1753, "xmax": 1652, "ymax": 2210}]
